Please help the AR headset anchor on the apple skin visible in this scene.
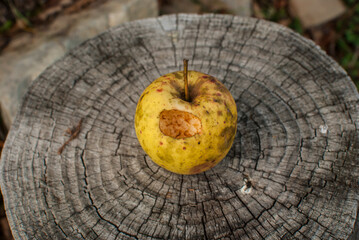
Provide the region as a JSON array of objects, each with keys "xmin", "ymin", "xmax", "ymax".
[{"xmin": 135, "ymin": 70, "xmax": 237, "ymax": 175}]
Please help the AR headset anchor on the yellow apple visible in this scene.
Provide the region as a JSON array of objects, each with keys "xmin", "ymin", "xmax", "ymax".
[{"xmin": 134, "ymin": 67, "xmax": 237, "ymax": 175}]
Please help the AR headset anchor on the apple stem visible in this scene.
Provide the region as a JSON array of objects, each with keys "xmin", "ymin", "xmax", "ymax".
[{"xmin": 183, "ymin": 59, "xmax": 189, "ymax": 101}]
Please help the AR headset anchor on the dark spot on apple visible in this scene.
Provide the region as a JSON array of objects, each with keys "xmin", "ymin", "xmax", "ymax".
[
  {"xmin": 220, "ymin": 126, "xmax": 235, "ymax": 137},
  {"xmin": 157, "ymin": 88, "xmax": 163, "ymax": 92},
  {"xmin": 189, "ymin": 160, "xmax": 218, "ymax": 174},
  {"xmin": 219, "ymin": 126, "xmax": 236, "ymax": 151},
  {"xmin": 213, "ymin": 98, "xmax": 222, "ymax": 104},
  {"xmin": 189, "ymin": 162, "xmax": 211, "ymax": 174},
  {"xmin": 204, "ymin": 110, "xmax": 210, "ymax": 115},
  {"xmin": 180, "ymin": 92, "xmax": 186, "ymax": 100},
  {"xmin": 216, "ymin": 93, "xmax": 221, "ymax": 96},
  {"xmin": 160, "ymin": 141, "xmax": 163, "ymax": 145},
  {"xmin": 210, "ymin": 78, "xmax": 216, "ymax": 83},
  {"xmin": 204, "ymin": 157, "xmax": 216, "ymax": 163},
  {"xmin": 169, "ymin": 80, "xmax": 182, "ymax": 94},
  {"xmin": 139, "ymin": 91, "xmax": 149, "ymax": 103},
  {"xmin": 183, "ymin": 147, "xmax": 186, "ymax": 150},
  {"xmin": 158, "ymin": 151, "xmax": 174, "ymax": 163},
  {"xmin": 217, "ymin": 86, "xmax": 227, "ymax": 94},
  {"xmin": 198, "ymin": 141, "xmax": 201, "ymax": 145},
  {"xmin": 135, "ymin": 106, "xmax": 144, "ymax": 123},
  {"xmin": 218, "ymin": 110, "xmax": 223, "ymax": 116},
  {"xmin": 225, "ymin": 102, "xmax": 234, "ymax": 118},
  {"xmin": 173, "ymin": 72, "xmax": 182, "ymax": 79},
  {"xmin": 201, "ymin": 87, "xmax": 209, "ymax": 94},
  {"xmin": 202, "ymin": 76, "xmax": 208, "ymax": 78},
  {"xmin": 140, "ymin": 130, "xmax": 142, "ymax": 134},
  {"xmin": 141, "ymin": 139, "xmax": 146, "ymax": 149},
  {"xmin": 189, "ymin": 79, "xmax": 209, "ymax": 100},
  {"xmin": 171, "ymin": 92, "xmax": 180, "ymax": 98}
]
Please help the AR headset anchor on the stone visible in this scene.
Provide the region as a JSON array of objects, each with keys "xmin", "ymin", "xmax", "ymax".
[
  {"xmin": 0, "ymin": 41, "xmax": 66, "ymax": 128},
  {"xmin": 289, "ymin": 0, "xmax": 346, "ymax": 29},
  {"xmin": 0, "ymin": 0, "xmax": 158, "ymax": 128},
  {"xmin": 221, "ymin": 0, "xmax": 252, "ymax": 16}
]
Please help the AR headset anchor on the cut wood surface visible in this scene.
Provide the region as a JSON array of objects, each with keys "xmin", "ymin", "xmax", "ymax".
[{"xmin": 1, "ymin": 14, "xmax": 359, "ymax": 239}]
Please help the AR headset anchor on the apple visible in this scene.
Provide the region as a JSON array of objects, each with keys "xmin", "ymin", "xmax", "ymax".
[{"xmin": 134, "ymin": 60, "xmax": 237, "ymax": 175}]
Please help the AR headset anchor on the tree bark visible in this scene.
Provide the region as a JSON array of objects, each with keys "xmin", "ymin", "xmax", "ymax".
[{"xmin": 1, "ymin": 14, "xmax": 359, "ymax": 239}]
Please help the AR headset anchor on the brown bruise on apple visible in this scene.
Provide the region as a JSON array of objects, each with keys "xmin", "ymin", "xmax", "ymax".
[
  {"xmin": 189, "ymin": 162, "xmax": 212, "ymax": 174},
  {"xmin": 159, "ymin": 109, "xmax": 202, "ymax": 139},
  {"xmin": 219, "ymin": 126, "xmax": 236, "ymax": 152},
  {"xmin": 188, "ymin": 154, "xmax": 218, "ymax": 174}
]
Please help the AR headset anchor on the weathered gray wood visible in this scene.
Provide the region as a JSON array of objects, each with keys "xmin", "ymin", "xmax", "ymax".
[{"xmin": 1, "ymin": 14, "xmax": 359, "ymax": 239}]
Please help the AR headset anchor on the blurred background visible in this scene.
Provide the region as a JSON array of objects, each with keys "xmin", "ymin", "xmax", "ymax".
[{"xmin": 0, "ymin": 0, "xmax": 358, "ymax": 239}]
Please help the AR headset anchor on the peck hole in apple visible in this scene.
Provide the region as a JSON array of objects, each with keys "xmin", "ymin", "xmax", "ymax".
[{"xmin": 159, "ymin": 109, "xmax": 202, "ymax": 139}]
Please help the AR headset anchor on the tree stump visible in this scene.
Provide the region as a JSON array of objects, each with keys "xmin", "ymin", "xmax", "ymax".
[{"xmin": 1, "ymin": 14, "xmax": 359, "ymax": 239}]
